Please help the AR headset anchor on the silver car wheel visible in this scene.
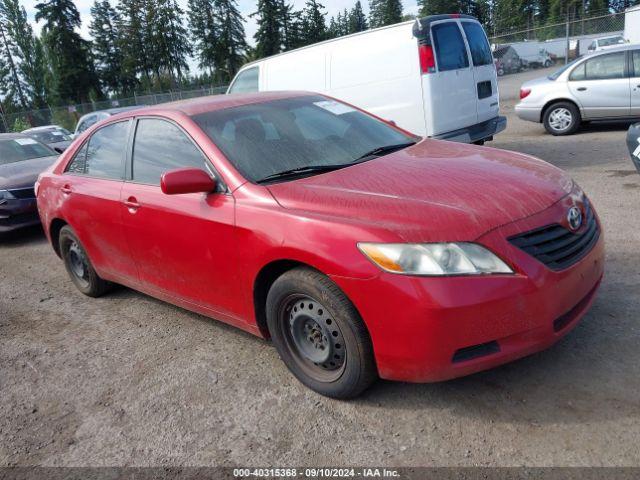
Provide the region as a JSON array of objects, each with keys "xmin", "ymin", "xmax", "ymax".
[{"xmin": 548, "ymin": 107, "xmax": 573, "ymax": 132}]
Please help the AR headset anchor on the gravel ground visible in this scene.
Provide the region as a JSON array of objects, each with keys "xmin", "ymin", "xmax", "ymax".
[{"xmin": 1, "ymin": 69, "xmax": 640, "ymax": 468}]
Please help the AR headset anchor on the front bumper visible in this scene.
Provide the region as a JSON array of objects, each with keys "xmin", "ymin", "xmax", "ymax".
[
  {"xmin": 331, "ymin": 198, "xmax": 605, "ymax": 383},
  {"xmin": 0, "ymin": 197, "xmax": 40, "ymax": 233},
  {"xmin": 433, "ymin": 115, "xmax": 507, "ymax": 143},
  {"xmin": 515, "ymin": 104, "xmax": 542, "ymax": 123}
]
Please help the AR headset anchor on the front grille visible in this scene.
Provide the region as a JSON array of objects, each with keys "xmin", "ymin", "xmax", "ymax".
[
  {"xmin": 452, "ymin": 341, "xmax": 500, "ymax": 363},
  {"xmin": 8, "ymin": 187, "xmax": 36, "ymax": 199},
  {"xmin": 508, "ymin": 199, "xmax": 599, "ymax": 271}
]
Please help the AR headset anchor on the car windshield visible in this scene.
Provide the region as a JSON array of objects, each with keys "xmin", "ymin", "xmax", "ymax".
[
  {"xmin": 548, "ymin": 58, "xmax": 581, "ymax": 80},
  {"xmin": 0, "ymin": 138, "xmax": 56, "ymax": 165},
  {"xmin": 28, "ymin": 129, "xmax": 72, "ymax": 144},
  {"xmin": 192, "ymin": 95, "xmax": 417, "ymax": 183}
]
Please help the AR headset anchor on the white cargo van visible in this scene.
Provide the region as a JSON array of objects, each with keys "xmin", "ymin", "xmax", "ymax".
[{"xmin": 227, "ymin": 14, "xmax": 506, "ymax": 143}]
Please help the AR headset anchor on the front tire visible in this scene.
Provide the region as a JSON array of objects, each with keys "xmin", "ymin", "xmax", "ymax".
[
  {"xmin": 543, "ymin": 102, "xmax": 580, "ymax": 136},
  {"xmin": 266, "ymin": 267, "xmax": 377, "ymax": 399},
  {"xmin": 59, "ymin": 225, "xmax": 111, "ymax": 297}
]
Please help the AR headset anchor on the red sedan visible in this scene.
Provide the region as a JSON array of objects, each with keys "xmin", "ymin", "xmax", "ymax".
[{"xmin": 36, "ymin": 92, "xmax": 604, "ymax": 398}]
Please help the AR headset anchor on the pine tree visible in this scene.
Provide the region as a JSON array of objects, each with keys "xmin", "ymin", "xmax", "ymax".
[
  {"xmin": 349, "ymin": 1, "xmax": 368, "ymax": 33},
  {"xmin": 281, "ymin": 2, "xmax": 305, "ymax": 50},
  {"xmin": 0, "ymin": 20, "xmax": 28, "ymax": 108},
  {"xmin": 0, "ymin": 0, "xmax": 48, "ymax": 108},
  {"xmin": 35, "ymin": 0, "xmax": 102, "ymax": 103},
  {"xmin": 301, "ymin": 0, "xmax": 327, "ymax": 45},
  {"xmin": 369, "ymin": 0, "xmax": 403, "ymax": 28},
  {"xmin": 90, "ymin": 0, "xmax": 130, "ymax": 93},
  {"xmin": 187, "ymin": 0, "xmax": 218, "ymax": 75},
  {"xmin": 117, "ymin": 0, "xmax": 152, "ymax": 86},
  {"xmin": 252, "ymin": 0, "xmax": 284, "ymax": 57},
  {"xmin": 213, "ymin": 0, "xmax": 248, "ymax": 82},
  {"xmin": 148, "ymin": 0, "xmax": 192, "ymax": 85}
]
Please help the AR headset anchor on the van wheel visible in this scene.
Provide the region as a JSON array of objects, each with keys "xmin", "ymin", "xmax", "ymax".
[
  {"xmin": 544, "ymin": 59, "xmax": 552, "ymax": 68},
  {"xmin": 59, "ymin": 226, "xmax": 111, "ymax": 297},
  {"xmin": 497, "ymin": 68, "xmax": 504, "ymax": 76},
  {"xmin": 543, "ymin": 102, "xmax": 580, "ymax": 136},
  {"xmin": 266, "ymin": 267, "xmax": 377, "ymax": 399}
]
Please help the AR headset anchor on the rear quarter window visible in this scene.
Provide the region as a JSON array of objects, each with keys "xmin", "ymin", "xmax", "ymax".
[
  {"xmin": 461, "ymin": 22, "xmax": 493, "ymax": 66},
  {"xmin": 431, "ymin": 22, "xmax": 470, "ymax": 72}
]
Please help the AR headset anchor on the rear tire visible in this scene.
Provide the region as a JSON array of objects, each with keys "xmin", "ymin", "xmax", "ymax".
[
  {"xmin": 266, "ymin": 267, "xmax": 377, "ymax": 399},
  {"xmin": 543, "ymin": 102, "xmax": 580, "ymax": 136},
  {"xmin": 59, "ymin": 225, "xmax": 111, "ymax": 297}
]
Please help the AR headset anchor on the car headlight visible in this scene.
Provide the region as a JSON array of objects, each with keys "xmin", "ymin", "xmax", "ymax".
[
  {"xmin": 358, "ymin": 242, "xmax": 513, "ymax": 276},
  {"xmin": 0, "ymin": 190, "xmax": 15, "ymax": 204}
]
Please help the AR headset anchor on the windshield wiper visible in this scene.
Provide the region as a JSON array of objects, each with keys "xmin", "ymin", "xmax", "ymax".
[
  {"xmin": 354, "ymin": 142, "xmax": 416, "ymax": 162},
  {"xmin": 256, "ymin": 164, "xmax": 351, "ymax": 184}
]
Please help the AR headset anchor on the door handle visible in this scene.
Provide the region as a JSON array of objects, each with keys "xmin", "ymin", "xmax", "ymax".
[
  {"xmin": 123, "ymin": 197, "xmax": 140, "ymax": 212},
  {"xmin": 61, "ymin": 185, "xmax": 72, "ymax": 195},
  {"xmin": 577, "ymin": 87, "xmax": 587, "ymax": 91}
]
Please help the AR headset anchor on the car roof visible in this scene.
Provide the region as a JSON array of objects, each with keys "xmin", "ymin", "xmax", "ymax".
[
  {"xmin": 0, "ymin": 132, "xmax": 30, "ymax": 140},
  {"xmin": 107, "ymin": 91, "xmax": 314, "ymax": 119},
  {"xmin": 22, "ymin": 125, "xmax": 65, "ymax": 132},
  {"xmin": 589, "ymin": 43, "xmax": 639, "ymax": 54}
]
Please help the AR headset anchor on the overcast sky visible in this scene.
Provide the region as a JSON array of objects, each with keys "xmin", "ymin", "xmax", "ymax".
[{"xmin": 22, "ymin": 0, "xmax": 421, "ymax": 44}]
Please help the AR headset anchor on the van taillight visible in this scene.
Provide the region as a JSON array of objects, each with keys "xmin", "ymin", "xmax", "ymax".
[
  {"xmin": 519, "ymin": 88, "xmax": 531, "ymax": 99},
  {"xmin": 419, "ymin": 44, "xmax": 435, "ymax": 74}
]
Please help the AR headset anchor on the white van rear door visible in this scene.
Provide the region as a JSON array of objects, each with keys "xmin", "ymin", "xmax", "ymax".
[
  {"xmin": 460, "ymin": 20, "xmax": 500, "ymax": 124},
  {"xmin": 425, "ymin": 20, "xmax": 477, "ymax": 137}
]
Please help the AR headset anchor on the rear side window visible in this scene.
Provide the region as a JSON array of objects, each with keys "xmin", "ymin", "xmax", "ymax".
[
  {"xmin": 228, "ymin": 67, "xmax": 259, "ymax": 94},
  {"xmin": 431, "ymin": 22, "xmax": 469, "ymax": 71},
  {"xmin": 132, "ymin": 118, "xmax": 208, "ymax": 185},
  {"xmin": 570, "ymin": 52, "xmax": 626, "ymax": 81},
  {"xmin": 633, "ymin": 50, "xmax": 640, "ymax": 76},
  {"xmin": 66, "ymin": 121, "xmax": 128, "ymax": 179},
  {"xmin": 461, "ymin": 22, "xmax": 493, "ymax": 66}
]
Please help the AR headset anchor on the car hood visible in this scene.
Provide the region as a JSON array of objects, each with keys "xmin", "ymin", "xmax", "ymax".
[
  {"xmin": 0, "ymin": 155, "xmax": 58, "ymax": 190},
  {"xmin": 48, "ymin": 140, "xmax": 72, "ymax": 152},
  {"xmin": 266, "ymin": 140, "xmax": 573, "ymax": 242}
]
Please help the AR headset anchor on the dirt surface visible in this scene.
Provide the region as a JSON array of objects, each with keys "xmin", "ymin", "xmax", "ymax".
[{"xmin": 2, "ymin": 70, "xmax": 640, "ymax": 468}]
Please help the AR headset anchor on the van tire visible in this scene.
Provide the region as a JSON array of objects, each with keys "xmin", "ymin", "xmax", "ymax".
[
  {"xmin": 543, "ymin": 102, "xmax": 580, "ymax": 136},
  {"xmin": 266, "ymin": 267, "xmax": 377, "ymax": 399}
]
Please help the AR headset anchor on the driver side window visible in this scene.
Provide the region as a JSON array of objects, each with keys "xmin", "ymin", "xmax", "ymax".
[{"xmin": 131, "ymin": 118, "xmax": 209, "ymax": 186}]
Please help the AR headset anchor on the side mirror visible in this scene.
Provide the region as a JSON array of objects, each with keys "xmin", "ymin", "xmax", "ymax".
[{"xmin": 160, "ymin": 168, "xmax": 217, "ymax": 195}]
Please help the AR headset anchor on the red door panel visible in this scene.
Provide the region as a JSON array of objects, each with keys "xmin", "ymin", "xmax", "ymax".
[
  {"xmin": 119, "ymin": 183, "xmax": 239, "ymax": 318},
  {"xmin": 59, "ymin": 175, "xmax": 136, "ymax": 281}
]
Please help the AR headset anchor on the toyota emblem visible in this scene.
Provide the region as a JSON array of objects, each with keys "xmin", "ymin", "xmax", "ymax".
[{"xmin": 567, "ymin": 206, "xmax": 583, "ymax": 231}]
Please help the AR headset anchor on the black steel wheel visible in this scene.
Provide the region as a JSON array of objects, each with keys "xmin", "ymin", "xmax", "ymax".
[
  {"xmin": 59, "ymin": 225, "xmax": 111, "ymax": 297},
  {"xmin": 266, "ymin": 267, "xmax": 377, "ymax": 399}
]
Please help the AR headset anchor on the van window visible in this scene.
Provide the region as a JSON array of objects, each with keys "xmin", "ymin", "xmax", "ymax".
[
  {"xmin": 229, "ymin": 67, "xmax": 259, "ymax": 93},
  {"xmin": 431, "ymin": 22, "xmax": 469, "ymax": 71},
  {"xmin": 632, "ymin": 50, "xmax": 640, "ymax": 76},
  {"xmin": 461, "ymin": 22, "xmax": 492, "ymax": 66}
]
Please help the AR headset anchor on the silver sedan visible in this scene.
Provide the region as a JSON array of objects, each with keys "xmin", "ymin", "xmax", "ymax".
[{"xmin": 515, "ymin": 44, "xmax": 640, "ymax": 135}]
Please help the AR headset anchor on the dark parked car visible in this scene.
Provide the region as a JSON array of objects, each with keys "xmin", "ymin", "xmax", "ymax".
[
  {"xmin": 493, "ymin": 45, "xmax": 522, "ymax": 76},
  {"xmin": 628, "ymin": 123, "xmax": 640, "ymax": 174},
  {"xmin": 22, "ymin": 125, "xmax": 73, "ymax": 153},
  {"xmin": 0, "ymin": 133, "xmax": 58, "ymax": 234}
]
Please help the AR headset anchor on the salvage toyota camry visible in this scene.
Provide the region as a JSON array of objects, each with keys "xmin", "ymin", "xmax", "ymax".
[{"xmin": 36, "ymin": 92, "xmax": 604, "ymax": 398}]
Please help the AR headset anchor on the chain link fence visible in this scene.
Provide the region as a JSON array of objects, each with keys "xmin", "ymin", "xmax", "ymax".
[
  {"xmin": 0, "ymin": 85, "xmax": 228, "ymax": 133},
  {"xmin": 489, "ymin": 10, "xmax": 627, "ymax": 76}
]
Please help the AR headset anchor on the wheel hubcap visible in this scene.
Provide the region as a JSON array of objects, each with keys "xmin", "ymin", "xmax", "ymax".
[
  {"xmin": 68, "ymin": 240, "xmax": 89, "ymax": 285},
  {"xmin": 286, "ymin": 297, "xmax": 346, "ymax": 372},
  {"xmin": 549, "ymin": 108, "xmax": 572, "ymax": 131}
]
